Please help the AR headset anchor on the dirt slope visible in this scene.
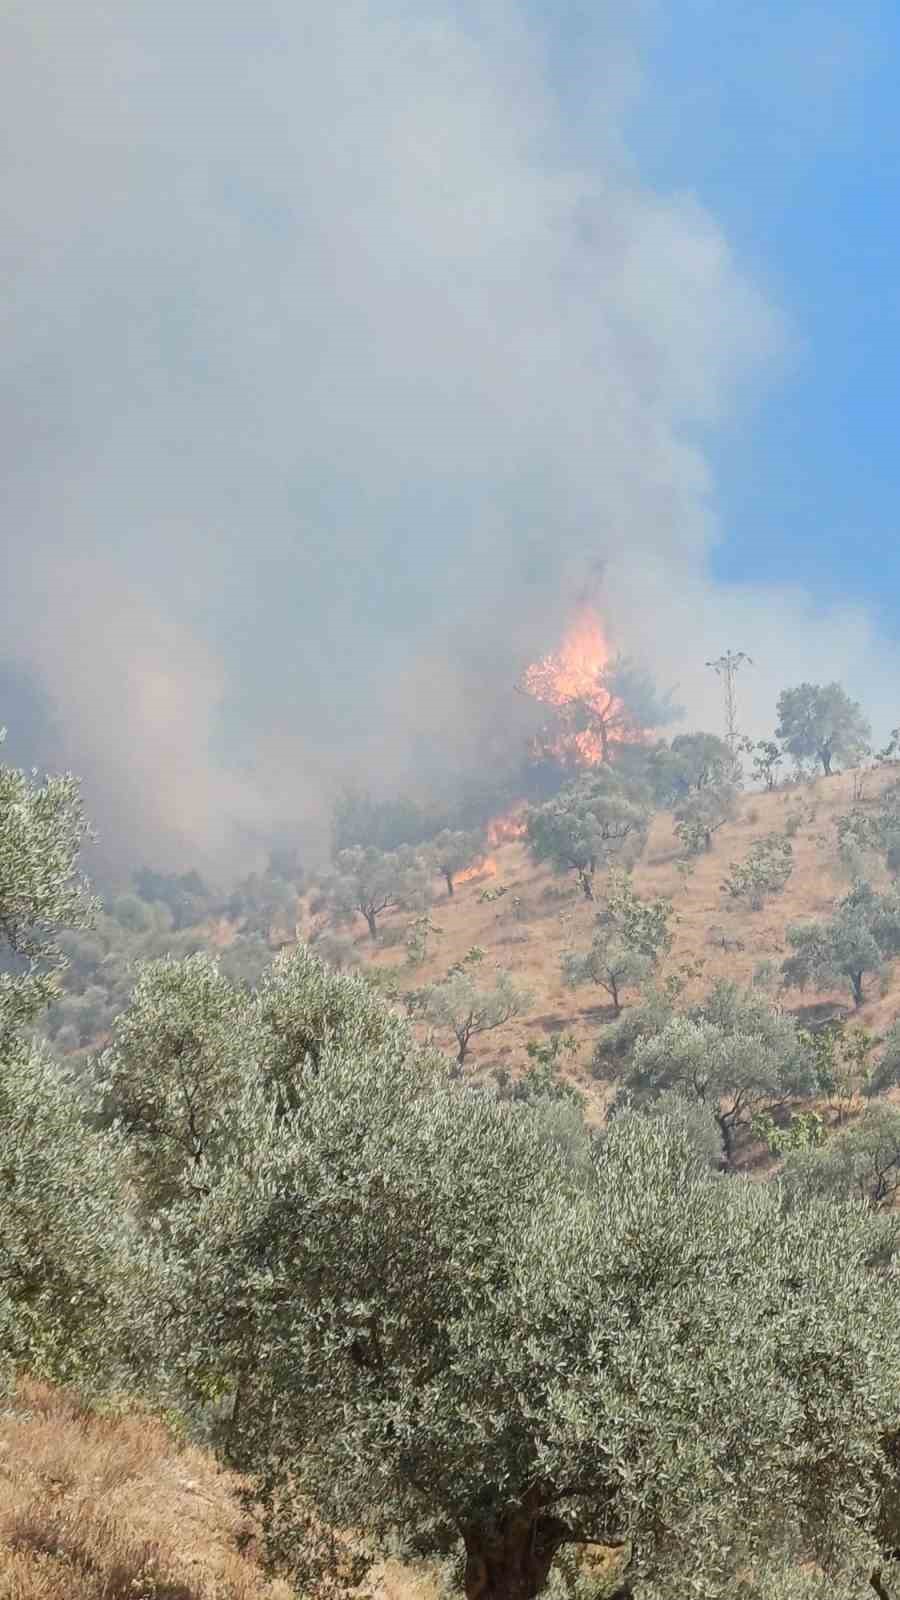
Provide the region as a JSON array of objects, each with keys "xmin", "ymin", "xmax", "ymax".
[{"xmin": 299, "ymin": 767, "xmax": 900, "ymax": 1104}]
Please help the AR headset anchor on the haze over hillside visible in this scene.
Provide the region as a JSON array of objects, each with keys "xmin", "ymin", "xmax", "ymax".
[{"xmin": 3, "ymin": 2, "xmax": 900, "ymax": 878}]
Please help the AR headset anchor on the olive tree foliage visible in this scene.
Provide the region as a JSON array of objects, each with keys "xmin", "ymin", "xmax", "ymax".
[
  {"xmin": 721, "ymin": 834, "xmax": 794, "ymax": 910},
  {"xmin": 562, "ymin": 935, "xmax": 652, "ymax": 1017},
  {"xmin": 94, "ymin": 953, "xmax": 263, "ymax": 1214},
  {"xmin": 422, "ymin": 968, "xmax": 533, "ymax": 1066},
  {"xmin": 783, "ymin": 882, "xmax": 900, "ymax": 1008},
  {"xmin": 648, "ymin": 731, "xmax": 735, "ymax": 806},
  {"xmin": 526, "ymin": 776, "xmax": 650, "ymax": 901},
  {"xmin": 866, "ymin": 1019, "xmax": 900, "ymax": 1099},
  {"xmin": 330, "ymin": 783, "xmax": 439, "ymax": 856},
  {"xmin": 781, "ymin": 1103, "xmax": 900, "ymax": 1213},
  {"xmin": 616, "ymin": 1088, "xmax": 725, "ymax": 1171},
  {"xmin": 0, "ymin": 1040, "xmax": 138, "ymax": 1392},
  {"xmin": 0, "ymin": 742, "xmax": 136, "ymax": 1393},
  {"xmin": 96, "ymin": 943, "xmax": 432, "ymax": 1204},
  {"xmin": 640, "ymin": 731, "xmax": 740, "ymax": 856},
  {"xmin": 596, "ymin": 873, "xmax": 675, "ymax": 965},
  {"xmin": 837, "ymin": 787, "xmax": 900, "ymax": 882},
  {"xmin": 252, "ymin": 942, "xmax": 430, "ymax": 1107},
  {"xmin": 674, "ymin": 781, "xmax": 740, "ymax": 856},
  {"xmin": 431, "ymin": 830, "xmax": 486, "ymax": 896},
  {"xmin": 776, "ymin": 683, "xmax": 872, "ymax": 777},
  {"xmin": 591, "ymin": 984, "xmax": 679, "ymax": 1080},
  {"xmin": 562, "ymin": 877, "xmax": 674, "ymax": 1016},
  {"xmin": 150, "ymin": 1074, "xmax": 900, "ymax": 1600},
  {"xmin": 0, "ymin": 733, "xmax": 98, "ymax": 1037},
  {"xmin": 616, "ymin": 981, "xmax": 815, "ymax": 1165},
  {"xmin": 741, "ymin": 738, "xmax": 785, "ymax": 791},
  {"xmin": 314, "ymin": 845, "xmax": 430, "ymax": 939}
]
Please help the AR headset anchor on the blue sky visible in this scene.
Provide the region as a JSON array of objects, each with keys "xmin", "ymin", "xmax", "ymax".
[{"xmin": 618, "ymin": 0, "xmax": 900, "ymax": 628}]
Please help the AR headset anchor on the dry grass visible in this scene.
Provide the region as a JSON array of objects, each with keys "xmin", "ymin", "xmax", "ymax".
[
  {"xmin": 0, "ymin": 1378, "xmax": 294, "ymax": 1600},
  {"xmin": 296, "ymin": 767, "xmax": 900, "ymax": 1117}
]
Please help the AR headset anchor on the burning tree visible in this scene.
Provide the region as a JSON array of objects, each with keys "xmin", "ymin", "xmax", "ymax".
[{"xmin": 520, "ymin": 607, "xmax": 681, "ymax": 771}]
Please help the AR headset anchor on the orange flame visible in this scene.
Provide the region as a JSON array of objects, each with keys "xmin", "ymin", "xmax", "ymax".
[
  {"xmin": 521, "ymin": 605, "xmax": 625, "ymax": 768},
  {"xmin": 456, "ymin": 855, "xmax": 498, "ymax": 885},
  {"xmin": 487, "ymin": 808, "xmax": 527, "ymax": 847}
]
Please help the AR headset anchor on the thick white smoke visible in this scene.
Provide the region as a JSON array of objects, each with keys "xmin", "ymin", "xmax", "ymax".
[{"xmin": 1, "ymin": 1, "xmax": 895, "ymax": 874}]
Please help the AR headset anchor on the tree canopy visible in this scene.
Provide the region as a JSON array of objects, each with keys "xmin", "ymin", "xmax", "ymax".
[
  {"xmin": 431, "ymin": 829, "xmax": 486, "ymax": 896},
  {"xmin": 315, "ymin": 844, "xmax": 430, "ymax": 938},
  {"xmin": 562, "ymin": 876, "xmax": 673, "ymax": 1015},
  {"xmin": 615, "ymin": 980, "xmax": 815, "ymax": 1165},
  {"xmin": 526, "ymin": 775, "xmax": 649, "ymax": 900},
  {"xmin": 783, "ymin": 882, "xmax": 900, "ymax": 1007},
  {"xmin": 0, "ymin": 735, "xmax": 98, "ymax": 1037},
  {"xmin": 423, "ymin": 968, "xmax": 533, "ymax": 1066},
  {"xmin": 153, "ymin": 1076, "xmax": 900, "ymax": 1600},
  {"xmin": 776, "ymin": 683, "xmax": 871, "ymax": 776}
]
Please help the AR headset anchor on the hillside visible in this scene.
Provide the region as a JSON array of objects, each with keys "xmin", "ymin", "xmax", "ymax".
[
  {"xmin": 0, "ymin": 1378, "xmax": 445, "ymax": 1600},
  {"xmin": 297, "ymin": 766, "xmax": 900, "ymax": 1111},
  {"xmin": 7, "ymin": 763, "xmax": 900, "ymax": 1600}
]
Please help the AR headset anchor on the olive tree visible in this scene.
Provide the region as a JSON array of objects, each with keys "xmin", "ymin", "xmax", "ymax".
[
  {"xmin": 776, "ymin": 683, "xmax": 872, "ymax": 777},
  {"xmin": 649, "ymin": 731, "xmax": 735, "ymax": 806},
  {"xmin": 783, "ymin": 882, "xmax": 900, "ymax": 1008},
  {"xmin": 0, "ymin": 742, "xmax": 135, "ymax": 1391},
  {"xmin": 0, "ymin": 733, "xmax": 98, "ymax": 1036},
  {"xmin": 837, "ymin": 789, "xmax": 900, "ymax": 882},
  {"xmin": 617, "ymin": 981, "xmax": 815, "ymax": 1166},
  {"xmin": 94, "ymin": 953, "xmax": 261, "ymax": 1213},
  {"xmin": 562, "ymin": 934, "xmax": 652, "ymax": 1016},
  {"xmin": 98, "ymin": 944, "xmax": 430, "ymax": 1198},
  {"xmin": 866, "ymin": 1018, "xmax": 900, "ymax": 1099},
  {"xmin": 525, "ymin": 654, "xmax": 681, "ymax": 768},
  {"xmin": 781, "ymin": 1102, "xmax": 900, "ymax": 1212},
  {"xmin": 315, "ymin": 845, "xmax": 430, "ymax": 939},
  {"xmin": 674, "ymin": 779, "xmax": 739, "ymax": 855},
  {"xmin": 423, "ymin": 968, "xmax": 533, "ymax": 1066},
  {"xmin": 0, "ymin": 1039, "xmax": 138, "ymax": 1393},
  {"xmin": 152, "ymin": 1072, "xmax": 900, "ymax": 1600},
  {"xmin": 562, "ymin": 877, "xmax": 673, "ymax": 1016},
  {"xmin": 721, "ymin": 834, "xmax": 793, "ymax": 910},
  {"xmin": 745, "ymin": 738, "xmax": 785, "ymax": 791},
  {"xmin": 431, "ymin": 829, "xmax": 486, "ymax": 896},
  {"xmin": 253, "ymin": 942, "xmax": 430, "ymax": 1108},
  {"xmin": 526, "ymin": 777, "xmax": 649, "ymax": 901}
]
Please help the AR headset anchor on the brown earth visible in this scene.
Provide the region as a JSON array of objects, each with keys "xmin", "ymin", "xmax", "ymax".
[
  {"xmin": 0, "ymin": 1377, "xmax": 448, "ymax": 1600},
  {"xmin": 297, "ymin": 765, "xmax": 900, "ymax": 1118}
]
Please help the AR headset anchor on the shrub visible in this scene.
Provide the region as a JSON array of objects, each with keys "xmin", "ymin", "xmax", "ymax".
[{"xmin": 721, "ymin": 834, "xmax": 793, "ymax": 910}]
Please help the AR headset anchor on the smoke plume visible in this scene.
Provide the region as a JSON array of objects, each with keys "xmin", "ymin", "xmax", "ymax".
[{"xmin": 2, "ymin": 1, "xmax": 895, "ymax": 877}]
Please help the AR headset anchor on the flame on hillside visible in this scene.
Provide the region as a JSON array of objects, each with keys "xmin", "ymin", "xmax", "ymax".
[
  {"xmin": 469, "ymin": 606, "xmax": 641, "ymax": 869},
  {"xmin": 521, "ymin": 605, "xmax": 629, "ymax": 768},
  {"xmin": 454, "ymin": 813, "xmax": 525, "ymax": 889},
  {"xmin": 457, "ymin": 855, "xmax": 498, "ymax": 885},
  {"xmin": 487, "ymin": 808, "xmax": 527, "ymax": 846}
]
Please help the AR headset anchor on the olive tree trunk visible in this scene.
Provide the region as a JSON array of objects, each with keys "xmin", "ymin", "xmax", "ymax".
[
  {"xmin": 462, "ymin": 1517, "xmax": 632, "ymax": 1600},
  {"xmin": 462, "ymin": 1515, "xmax": 569, "ymax": 1600}
]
